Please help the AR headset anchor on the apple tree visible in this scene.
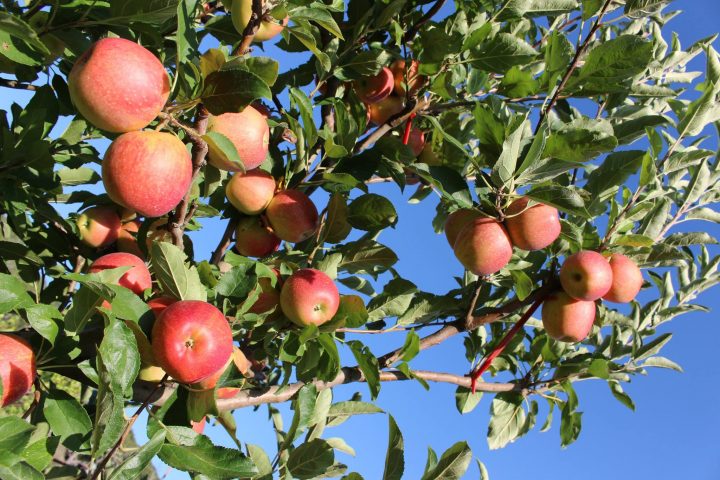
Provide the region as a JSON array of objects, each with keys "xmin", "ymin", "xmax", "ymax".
[{"xmin": 0, "ymin": 0, "xmax": 719, "ymax": 478}]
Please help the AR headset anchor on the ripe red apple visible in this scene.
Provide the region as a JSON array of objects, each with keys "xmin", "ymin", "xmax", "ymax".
[
  {"xmin": 68, "ymin": 37, "xmax": 169, "ymax": 133},
  {"xmin": 265, "ymin": 190, "xmax": 319, "ymax": 243},
  {"xmin": 76, "ymin": 206, "xmax": 121, "ymax": 248},
  {"xmin": 354, "ymin": 67, "xmax": 394, "ymax": 104},
  {"xmin": 504, "ymin": 197, "xmax": 561, "ymax": 251},
  {"xmin": 151, "ymin": 300, "xmax": 234, "ymax": 384},
  {"xmin": 88, "ymin": 252, "xmax": 152, "ymax": 296},
  {"xmin": 231, "ymin": 0, "xmax": 289, "ymax": 42},
  {"xmin": 406, "ymin": 128, "xmax": 425, "ymax": 157},
  {"xmin": 0, "ymin": 334, "xmax": 36, "ymax": 407},
  {"xmin": 453, "ymin": 218, "xmax": 513, "ymax": 275},
  {"xmin": 196, "ymin": 347, "xmax": 251, "ymax": 392},
  {"xmin": 542, "ymin": 291, "xmax": 596, "ymax": 343},
  {"xmin": 603, "ymin": 253, "xmax": 643, "ymax": 303},
  {"xmin": 234, "ymin": 216, "xmax": 281, "ymax": 257},
  {"xmin": 248, "ymin": 269, "xmax": 282, "ymax": 317},
  {"xmin": 280, "ymin": 268, "xmax": 340, "ymax": 326},
  {"xmin": 560, "ymin": 251, "xmax": 613, "ymax": 301},
  {"xmin": 206, "ymin": 107, "xmax": 269, "ymax": 172},
  {"xmin": 367, "ymin": 96, "xmax": 404, "ymax": 125},
  {"xmin": 390, "ymin": 59, "xmax": 425, "ymax": 96},
  {"xmin": 148, "ymin": 296, "xmax": 177, "ymax": 317},
  {"xmin": 117, "ymin": 219, "xmax": 143, "ymax": 258},
  {"xmin": 225, "ymin": 169, "xmax": 276, "ymax": 215},
  {"xmin": 444, "ymin": 208, "xmax": 481, "ymax": 247},
  {"xmin": 102, "ymin": 131, "xmax": 192, "ymax": 218}
]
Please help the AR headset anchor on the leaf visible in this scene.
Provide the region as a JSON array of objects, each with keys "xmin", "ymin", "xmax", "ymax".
[
  {"xmin": 422, "ymin": 441, "xmax": 472, "ymax": 480},
  {"xmin": 0, "ymin": 273, "xmax": 33, "ymax": 313},
  {"xmin": 0, "ymin": 417, "xmax": 34, "ymax": 466},
  {"xmin": 574, "ymin": 35, "xmax": 654, "ymax": 92},
  {"xmin": 247, "ymin": 444, "xmax": 273, "ymax": 480},
  {"xmin": 469, "ymin": 33, "xmax": 538, "ymax": 73},
  {"xmin": 625, "ymin": 0, "xmax": 671, "ymax": 17},
  {"xmin": 98, "ymin": 319, "xmax": 140, "ymax": 397},
  {"xmin": 326, "ymin": 401, "xmax": 384, "ymax": 426},
  {"xmin": 634, "ymin": 333, "xmax": 672, "ymax": 361},
  {"xmin": 24, "ymin": 304, "xmax": 60, "ymax": 344},
  {"xmin": 347, "ymin": 194, "xmax": 398, "ymax": 231},
  {"xmin": 108, "ymin": 0, "xmax": 178, "ymax": 24},
  {"xmin": 338, "ymin": 240, "xmax": 398, "ymax": 277},
  {"xmin": 335, "ymin": 50, "xmax": 392, "ymax": 81},
  {"xmin": 56, "ymin": 167, "xmax": 101, "ymax": 186},
  {"xmin": 588, "ymin": 358, "xmax": 610, "ymax": 379},
  {"xmin": 491, "ymin": 118, "xmax": 529, "ymax": 188},
  {"xmin": 92, "ymin": 351, "xmax": 127, "ymax": 459},
  {"xmin": 160, "ymin": 433, "xmax": 258, "ymax": 478},
  {"xmin": 43, "ymin": 390, "xmax": 93, "ymax": 451},
  {"xmin": 608, "ymin": 381, "xmax": 635, "ymax": 411},
  {"xmin": 584, "ymin": 150, "xmax": 645, "ymax": 206},
  {"xmin": 203, "ymin": 131, "xmax": 244, "ymax": 173},
  {"xmin": 544, "ymin": 118, "xmax": 618, "ymax": 162},
  {"xmin": 382, "ymin": 415, "xmax": 404, "ymax": 480},
  {"xmin": 398, "ymin": 330, "xmax": 420, "ymax": 362},
  {"xmin": 499, "ymin": 66, "xmax": 539, "ymax": 98},
  {"xmin": 287, "ymin": 439, "xmax": 335, "ymax": 480},
  {"xmin": 526, "ymin": 185, "xmax": 590, "ymax": 218},
  {"xmin": 292, "ymin": 7, "xmax": 344, "ymax": 39},
  {"xmin": 202, "ymin": 69, "xmax": 272, "ymax": 116},
  {"xmin": 559, "ymin": 409, "xmax": 582, "ymax": 447},
  {"xmin": 290, "ymin": 87, "xmax": 318, "ymax": 149},
  {"xmin": 487, "ymin": 393, "xmax": 525, "ymax": 450},
  {"xmin": 455, "ymin": 387, "xmax": 483, "ymax": 414},
  {"xmin": 0, "ymin": 462, "xmax": 43, "ymax": 480},
  {"xmin": 108, "ymin": 430, "xmax": 166, "ymax": 480},
  {"xmin": 347, "ymin": 341, "xmax": 381, "ymax": 399},
  {"xmin": 151, "ymin": 242, "xmax": 207, "ymax": 301},
  {"xmin": 335, "ymin": 295, "xmax": 369, "ymax": 328}
]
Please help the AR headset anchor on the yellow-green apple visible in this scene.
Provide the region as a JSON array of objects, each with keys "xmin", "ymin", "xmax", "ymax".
[
  {"xmin": 116, "ymin": 219, "xmax": 143, "ymax": 258},
  {"xmin": 265, "ymin": 190, "xmax": 319, "ymax": 243},
  {"xmin": 280, "ymin": 268, "xmax": 340, "ymax": 326},
  {"xmin": 603, "ymin": 253, "xmax": 643, "ymax": 303},
  {"xmin": 151, "ymin": 300, "xmax": 234, "ymax": 384},
  {"xmin": 417, "ymin": 143, "xmax": 441, "ymax": 166},
  {"xmin": 541, "ymin": 291, "xmax": 596, "ymax": 342},
  {"xmin": 231, "ymin": 0, "xmax": 289, "ymax": 42},
  {"xmin": 88, "ymin": 252, "xmax": 152, "ymax": 296},
  {"xmin": 234, "ymin": 216, "xmax": 280, "ymax": 257},
  {"xmin": 390, "ymin": 59, "xmax": 425, "ymax": 96},
  {"xmin": 68, "ymin": 37, "xmax": 169, "ymax": 133},
  {"xmin": 102, "ymin": 131, "xmax": 192, "ymax": 218},
  {"xmin": 444, "ymin": 208, "xmax": 481, "ymax": 247},
  {"xmin": 125, "ymin": 320, "xmax": 166, "ymax": 382},
  {"xmin": 76, "ymin": 206, "xmax": 121, "ymax": 248},
  {"xmin": 406, "ymin": 128, "xmax": 425, "ymax": 156},
  {"xmin": 559, "ymin": 250, "xmax": 613, "ymax": 301},
  {"xmin": 206, "ymin": 106, "xmax": 269, "ymax": 172},
  {"xmin": 248, "ymin": 269, "xmax": 282, "ymax": 317},
  {"xmin": 367, "ymin": 96, "xmax": 404, "ymax": 125},
  {"xmin": 453, "ymin": 218, "xmax": 513, "ymax": 275},
  {"xmin": 354, "ymin": 67, "xmax": 394, "ymax": 104},
  {"xmin": 225, "ymin": 169, "xmax": 276, "ymax": 215},
  {"xmin": 504, "ymin": 197, "xmax": 560, "ymax": 251},
  {"xmin": 0, "ymin": 334, "xmax": 36, "ymax": 407}
]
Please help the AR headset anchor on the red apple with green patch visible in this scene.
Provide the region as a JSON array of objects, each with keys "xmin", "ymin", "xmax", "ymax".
[
  {"xmin": 88, "ymin": 252, "xmax": 152, "ymax": 296},
  {"xmin": 280, "ymin": 269, "xmax": 340, "ymax": 326},
  {"xmin": 234, "ymin": 216, "xmax": 281, "ymax": 258},
  {"xmin": 453, "ymin": 218, "xmax": 513, "ymax": 275},
  {"xmin": 504, "ymin": 197, "xmax": 561, "ymax": 251},
  {"xmin": 76, "ymin": 205, "xmax": 121, "ymax": 248},
  {"xmin": 390, "ymin": 59, "xmax": 425, "ymax": 96}
]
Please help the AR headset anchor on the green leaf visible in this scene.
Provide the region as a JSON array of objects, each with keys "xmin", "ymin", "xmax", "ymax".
[
  {"xmin": 0, "ymin": 273, "xmax": 33, "ymax": 313},
  {"xmin": 24, "ymin": 304, "xmax": 61, "ymax": 344},
  {"xmin": 292, "ymin": 7, "xmax": 344, "ymax": 39},
  {"xmin": 499, "ymin": 66, "xmax": 539, "ymax": 98},
  {"xmin": 509, "ymin": 270, "xmax": 533, "ymax": 301},
  {"xmin": 455, "ymin": 387, "xmax": 483, "ymax": 414},
  {"xmin": 544, "ymin": 118, "xmax": 618, "ymax": 162},
  {"xmin": 347, "ymin": 194, "xmax": 398, "ymax": 231},
  {"xmin": 469, "ymin": 33, "xmax": 538, "ymax": 73},
  {"xmin": 0, "ymin": 462, "xmax": 43, "ymax": 480},
  {"xmin": 625, "ymin": 0, "xmax": 670, "ymax": 17},
  {"xmin": 247, "ymin": 444, "xmax": 273, "ymax": 480},
  {"xmin": 99, "ymin": 319, "xmax": 140, "ymax": 397},
  {"xmin": 487, "ymin": 393, "xmax": 525, "ymax": 450},
  {"xmin": 398, "ymin": 330, "xmax": 421, "ymax": 362},
  {"xmin": 492, "ymin": 118, "xmax": 529, "ymax": 187},
  {"xmin": 335, "ymin": 50, "xmax": 392, "ymax": 81},
  {"xmin": 326, "ymin": 401, "xmax": 384, "ymax": 426},
  {"xmin": 382, "ymin": 415, "xmax": 404, "ymax": 480},
  {"xmin": 108, "ymin": 0, "xmax": 178, "ymax": 24},
  {"xmin": 335, "ymin": 295, "xmax": 369, "ymax": 328},
  {"xmin": 0, "ymin": 12, "xmax": 50, "ymax": 66},
  {"xmin": 347, "ymin": 341, "xmax": 381, "ymax": 399},
  {"xmin": 92, "ymin": 351, "xmax": 127, "ymax": 459},
  {"xmin": 559, "ymin": 409, "xmax": 582, "ymax": 447},
  {"xmin": 160, "ymin": 433, "xmax": 258, "ymax": 478},
  {"xmin": 0, "ymin": 417, "xmax": 34, "ymax": 466},
  {"xmin": 43, "ymin": 390, "xmax": 93, "ymax": 451},
  {"xmin": 203, "ymin": 131, "xmax": 245, "ymax": 173},
  {"xmin": 526, "ymin": 185, "xmax": 590, "ymax": 218},
  {"xmin": 150, "ymin": 242, "xmax": 207, "ymax": 301},
  {"xmin": 290, "ymin": 87, "xmax": 318, "ymax": 149},
  {"xmin": 422, "ymin": 441, "xmax": 472, "ymax": 480},
  {"xmin": 634, "ymin": 333, "xmax": 672, "ymax": 361},
  {"xmin": 56, "ymin": 167, "xmax": 101, "ymax": 186},
  {"xmin": 608, "ymin": 381, "xmax": 635, "ymax": 411},
  {"xmin": 642, "ymin": 356, "xmax": 683, "ymax": 372},
  {"xmin": 574, "ymin": 35, "xmax": 654, "ymax": 92},
  {"xmin": 584, "ymin": 150, "xmax": 645, "ymax": 206},
  {"xmin": 287, "ymin": 439, "xmax": 335, "ymax": 480},
  {"xmin": 202, "ymin": 69, "xmax": 272, "ymax": 116},
  {"xmin": 108, "ymin": 430, "xmax": 166, "ymax": 480},
  {"xmin": 588, "ymin": 358, "xmax": 610, "ymax": 379}
]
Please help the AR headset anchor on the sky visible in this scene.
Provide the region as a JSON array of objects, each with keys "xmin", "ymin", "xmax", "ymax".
[{"xmin": 3, "ymin": 0, "xmax": 720, "ymax": 479}]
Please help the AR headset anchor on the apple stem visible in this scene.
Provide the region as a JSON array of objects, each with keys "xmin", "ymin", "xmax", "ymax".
[
  {"xmin": 469, "ymin": 296, "xmax": 545, "ymax": 394},
  {"xmin": 402, "ymin": 113, "xmax": 416, "ymax": 145}
]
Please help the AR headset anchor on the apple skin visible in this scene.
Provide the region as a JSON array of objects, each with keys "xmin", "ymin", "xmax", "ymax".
[
  {"xmin": 560, "ymin": 250, "xmax": 613, "ymax": 301},
  {"xmin": 196, "ymin": 347, "xmax": 251, "ymax": 392},
  {"xmin": 406, "ymin": 128, "xmax": 425, "ymax": 157},
  {"xmin": 225, "ymin": 169, "xmax": 276, "ymax": 215},
  {"xmin": 444, "ymin": 209, "xmax": 481, "ymax": 248},
  {"xmin": 125, "ymin": 320, "xmax": 167, "ymax": 382},
  {"xmin": 151, "ymin": 300, "xmax": 234, "ymax": 384},
  {"xmin": 265, "ymin": 190, "xmax": 319, "ymax": 243},
  {"xmin": 234, "ymin": 216, "xmax": 281, "ymax": 258},
  {"xmin": 0, "ymin": 334, "xmax": 36, "ymax": 407},
  {"xmin": 367, "ymin": 96, "xmax": 404, "ymax": 125},
  {"xmin": 248, "ymin": 270, "xmax": 282, "ymax": 317},
  {"xmin": 148, "ymin": 296, "xmax": 177, "ymax": 317},
  {"xmin": 117, "ymin": 219, "xmax": 143, "ymax": 258},
  {"xmin": 206, "ymin": 107, "xmax": 269, "ymax": 172},
  {"xmin": 453, "ymin": 218, "xmax": 513, "ymax": 275},
  {"xmin": 68, "ymin": 37, "xmax": 169, "ymax": 133},
  {"xmin": 280, "ymin": 269, "xmax": 340, "ymax": 326},
  {"xmin": 390, "ymin": 59, "xmax": 425, "ymax": 96},
  {"xmin": 417, "ymin": 143, "xmax": 441, "ymax": 166},
  {"xmin": 102, "ymin": 131, "xmax": 192, "ymax": 218},
  {"xmin": 354, "ymin": 67, "xmax": 394, "ymax": 104},
  {"xmin": 603, "ymin": 253, "xmax": 643, "ymax": 303},
  {"xmin": 504, "ymin": 197, "xmax": 561, "ymax": 251},
  {"xmin": 76, "ymin": 206, "xmax": 121, "ymax": 248},
  {"xmin": 191, "ymin": 417, "xmax": 206, "ymax": 434},
  {"xmin": 542, "ymin": 291, "xmax": 596, "ymax": 343},
  {"xmin": 89, "ymin": 252, "xmax": 152, "ymax": 296},
  {"xmin": 231, "ymin": 0, "xmax": 289, "ymax": 42}
]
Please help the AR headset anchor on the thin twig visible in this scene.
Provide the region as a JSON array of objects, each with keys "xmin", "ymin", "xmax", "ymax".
[
  {"xmin": 235, "ymin": 0, "xmax": 264, "ymax": 55},
  {"xmin": 0, "ymin": 78, "xmax": 38, "ymax": 91},
  {"xmin": 210, "ymin": 217, "xmax": 238, "ymax": 266},
  {"xmin": 403, "ymin": 0, "xmax": 447, "ymax": 42}
]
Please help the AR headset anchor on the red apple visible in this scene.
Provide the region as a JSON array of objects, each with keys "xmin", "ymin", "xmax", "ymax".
[
  {"xmin": 196, "ymin": 347, "xmax": 251, "ymax": 392},
  {"xmin": 102, "ymin": 131, "xmax": 192, "ymax": 218},
  {"xmin": 225, "ymin": 169, "xmax": 276, "ymax": 215},
  {"xmin": 560, "ymin": 251, "xmax": 613, "ymax": 301},
  {"xmin": 117, "ymin": 219, "xmax": 143, "ymax": 258},
  {"xmin": 280, "ymin": 268, "xmax": 340, "ymax": 326},
  {"xmin": 265, "ymin": 190, "xmax": 319, "ymax": 243},
  {"xmin": 444, "ymin": 208, "xmax": 481, "ymax": 248},
  {"xmin": 542, "ymin": 291, "xmax": 596, "ymax": 343},
  {"xmin": 504, "ymin": 197, "xmax": 561, "ymax": 251},
  {"xmin": 390, "ymin": 59, "xmax": 425, "ymax": 96},
  {"xmin": 417, "ymin": 143, "xmax": 441, "ymax": 166},
  {"xmin": 148, "ymin": 296, "xmax": 177, "ymax": 317},
  {"xmin": 88, "ymin": 252, "xmax": 152, "ymax": 296},
  {"xmin": 603, "ymin": 253, "xmax": 643, "ymax": 303},
  {"xmin": 231, "ymin": 0, "xmax": 289, "ymax": 42},
  {"xmin": 248, "ymin": 269, "xmax": 282, "ymax": 316},
  {"xmin": 68, "ymin": 37, "xmax": 169, "ymax": 133},
  {"xmin": 406, "ymin": 128, "xmax": 425, "ymax": 157},
  {"xmin": 234, "ymin": 216, "xmax": 281, "ymax": 257},
  {"xmin": 0, "ymin": 334, "xmax": 36, "ymax": 407},
  {"xmin": 76, "ymin": 206, "xmax": 121, "ymax": 248},
  {"xmin": 453, "ymin": 218, "xmax": 513, "ymax": 275},
  {"xmin": 367, "ymin": 96, "xmax": 404, "ymax": 125},
  {"xmin": 354, "ymin": 67, "xmax": 394, "ymax": 104},
  {"xmin": 191, "ymin": 417, "xmax": 206, "ymax": 434},
  {"xmin": 206, "ymin": 106, "xmax": 269, "ymax": 172},
  {"xmin": 152, "ymin": 300, "xmax": 234, "ymax": 384}
]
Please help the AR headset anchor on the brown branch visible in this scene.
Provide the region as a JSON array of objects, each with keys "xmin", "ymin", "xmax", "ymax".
[
  {"xmin": 210, "ymin": 217, "xmax": 238, "ymax": 266},
  {"xmin": 235, "ymin": 0, "xmax": 264, "ymax": 55},
  {"xmin": 355, "ymin": 97, "xmax": 430, "ymax": 154},
  {"xmin": 403, "ymin": 0, "xmax": 447, "ymax": 42},
  {"xmin": 0, "ymin": 78, "xmax": 38, "ymax": 91}
]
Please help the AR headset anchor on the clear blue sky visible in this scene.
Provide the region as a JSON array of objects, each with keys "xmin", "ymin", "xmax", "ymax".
[{"xmin": 4, "ymin": 1, "xmax": 720, "ymax": 478}]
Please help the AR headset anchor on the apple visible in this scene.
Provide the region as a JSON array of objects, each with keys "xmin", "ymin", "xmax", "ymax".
[
  {"xmin": 234, "ymin": 216, "xmax": 280, "ymax": 257},
  {"xmin": 444, "ymin": 208, "xmax": 481, "ymax": 247},
  {"xmin": 560, "ymin": 250, "xmax": 613, "ymax": 301},
  {"xmin": 68, "ymin": 37, "xmax": 169, "ymax": 133},
  {"xmin": 603, "ymin": 253, "xmax": 643, "ymax": 303},
  {"xmin": 88, "ymin": 252, "xmax": 152, "ymax": 296},
  {"xmin": 148, "ymin": 296, "xmax": 177, "ymax": 317},
  {"xmin": 367, "ymin": 96, "xmax": 404, "ymax": 125},
  {"xmin": 542, "ymin": 291, "xmax": 596, "ymax": 343},
  {"xmin": 102, "ymin": 131, "xmax": 192, "ymax": 218},
  {"xmin": 417, "ymin": 143, "xmax": 441, "ymax": 166},
  {"xmin": 225, "ymin": 169, "xmax": 276, "ymax": 215},
  {"xmin": 390, "ymin": 59, "xmax": 425, "ymax": 96},
  {"xmin": 124, "ymin": 320, "xmax": 166, "ymax": 382},
  {"xmin": 248, "ymin": 269, "xmax": 282, "ymax": 317},
  {"xmin": 116, "ymin": 219, "xmax": 143, "ymax": 258},
  {"xmin": 280, "ymin": 268, "xmax": 340, "ymax": 326},
  {"xmin": 354, "ymin": 67, "xmax": 394, "ymax": 104},
  {"xmin": 453, "ymin": 218, "xmax": 513, "ymax": 275},
  {"xmin": 191, "ymin": 417, "xmax": 206, "ymax": 434},
  {"xmin": 151, "ymin": 300, "xmax": 234, "ymax": 384},
  {"xmin": 0, "ymin": 334, "xmax": 36, "ymax": 407},
  {"xmin": 406, "ymin": 128, "xmax": 425, "ymax": 156},
  {"xmin": 196, "ymin": 347, "xmax": 251, "ymax": 393},
  {"xmin": 206, "ymin": 106, "xmax": 269, "ymax": 172},
  {"xmin": 265, "ymin": 190, "xmax": 319, "ymax": 243},
  {"xmin": 231, "ymin": 0, "xmax": 289, "ymax": 42},
  {"xmin": 504, "ymin": 197, "xmax": 561, "ymax": 251},
  {"xmin": 76, "ymin": 206, "xmax": 121, "ymax": 248}
]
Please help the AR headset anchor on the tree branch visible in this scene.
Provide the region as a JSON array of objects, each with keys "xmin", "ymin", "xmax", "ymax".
[
  {"xmin": 403, "ymin": 0, "xmax": 447, "ymax": 42},
  {"xmin": 210, "ymin": 217, "xmax": 238, "ymax": 266},
  {"xmin": 355, "ymin": 97, "xmax": 430, "ymax": 154},
  {"xmin": 235, "ymin": 0, "xmax": 264, "ymax": 56},
  {"xmin": 0, "ymin": 77, "xmax": 38, "ymax": 91}
]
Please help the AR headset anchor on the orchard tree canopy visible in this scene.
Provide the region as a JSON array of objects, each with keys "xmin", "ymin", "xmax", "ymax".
[{"xmin": 1, "ymin": 0, "xmax": 719, "ymax": 478}]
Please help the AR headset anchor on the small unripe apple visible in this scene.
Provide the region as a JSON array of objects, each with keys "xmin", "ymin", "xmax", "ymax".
[
  {"xmin": 88, "ymin": 252, "xmax": 152, "ymax": 296},
  {"xmin": 354, "ymin": 67, "xmax": 394, "ymax": 104},
  {"xmin": 390, "ymin": 59, "xmax": 425, "ymax": 96},
  {"xmin": 76, "ymin": 206, "xmax": 121, "ymax": 248},
  {"xmin": 152, "ymin": 300, "xmax": 234, "ymax": 384},
  {"xmin": 68, "ymin": 37, "xmax": 169, "ymax": 133},
  {"xmin": 231, "ymin": 0, "xmax": 289, "ymax": 42},
  {"xmin": 542, "ymin": 291, "xmax": 596, "ymax": 343},
  {"xmin": 117, "ymin": 220, "xmax": 143, "ymax": 258},
  {"xmin": 265, "ymin": 190, "xmax": 319, "ymax": 243},
  {"xmin": 453, "ymin": 218, "xmax": 513, "ymax": 275},
  {"xmin": 102, "ymin": 131, "xmax": 192, "ymax": 218},
  {"xmin": 444, "ymin": 209, "xmax": 481, "ymax": 247},
  {"xmin": 225, "ymin": 170, "xmax": 276, "ymax": 215},
  {"xmin": 603, "ymin": 253, "xmax": 643, "ymax": 303},
  {"xmin": 406, "ymin": 128, "xmax": 425, "ymax": 157},
  {"xmin": 206, "ymin": 107, "xmax": 269, "ymax": 172},
  {"xmin": 560, "ymin": 251, "xmax": 613, "ymax": 301},
  {"xmin": 0, "ymin": 334, "xmax": 36, "ymax": 407},
  {"xmin": 504, "ymin": 197, "xmax": 561, "ymax": 251},
  {"xmin": 367, "ymin": 96, "xmax": 404, "ymax": 125},
  {"xmin": 234, "ymin": 216, "xmax": 281, "ymax": 258},
  {"xmin": 280, "ymin": 268, "xmax": 340, "ymax": 326}
]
